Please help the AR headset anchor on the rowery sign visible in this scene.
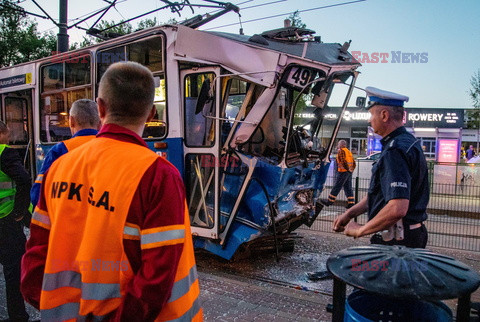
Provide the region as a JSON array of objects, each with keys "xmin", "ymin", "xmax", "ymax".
[
  {"xmin": 295, "ymin": 107, "xmax": 464, "ymax": 128},
  {"xmin": 403, "ymin": 108, "xmax": 463, "ymax": 128}
]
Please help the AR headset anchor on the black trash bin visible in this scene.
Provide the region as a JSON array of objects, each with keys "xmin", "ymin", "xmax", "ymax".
[{"xmin": 327, "ymin": 245, "xmax": 480, "ymax": 322}]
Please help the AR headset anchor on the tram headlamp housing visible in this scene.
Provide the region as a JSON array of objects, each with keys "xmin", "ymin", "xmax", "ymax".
[{"xmin": 295, "ymin": 190, "xmax": 312, "ymax": 205}]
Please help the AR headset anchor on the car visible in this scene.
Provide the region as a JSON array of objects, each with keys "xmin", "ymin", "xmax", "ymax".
[{"xmin": 357, "ymin": 152, "xmax": 382, "ymax": 161}]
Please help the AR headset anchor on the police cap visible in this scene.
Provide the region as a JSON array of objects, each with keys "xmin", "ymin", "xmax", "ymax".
[{"xmin": 365, "ymin": 86, "xmax": 409, "ymax": 109}]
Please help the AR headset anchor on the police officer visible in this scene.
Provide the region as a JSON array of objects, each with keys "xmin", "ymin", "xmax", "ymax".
[
  {"xmin": 333, "ymin": 87, "xmax": 429, "ymax": 248},
  {"xmin": 30, "ymin": 99, "xmax": 100, "ymax": 206},
  {"xmin": 0, "ymin": 121, "xmax": 30, "ymax": 321}
]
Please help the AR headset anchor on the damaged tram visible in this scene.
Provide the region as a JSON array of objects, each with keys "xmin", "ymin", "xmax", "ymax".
[{"xmin": 0, "ymin": 23, "xmax": 360, "ymax": 260}]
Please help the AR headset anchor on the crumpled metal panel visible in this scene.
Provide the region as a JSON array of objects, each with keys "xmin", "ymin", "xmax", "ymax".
[{"xmin": 174, "ymin": 25, "xmax": 280, "ymax": 87}]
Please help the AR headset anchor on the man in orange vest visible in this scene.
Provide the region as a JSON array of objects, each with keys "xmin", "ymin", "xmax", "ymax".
[
  {"xmin": 21, "ymin": 62, "xmax": 202, "ymax": 321},
  {"xmin": 30, "ymin": 99, "xmax": 100, "ymax": 207},
  {"xmin": 322, "ymin": 139, "xmax": 356, "ymax": 208}
]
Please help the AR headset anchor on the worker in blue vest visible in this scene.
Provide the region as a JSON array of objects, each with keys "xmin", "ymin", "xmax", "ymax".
[
  {"xmin": 30, "ymin": 99, "xmax": 100, "ymax": 207},
  {"xmin": 0, "ymin": 121, "xmax": 31, "ymax": 321}
]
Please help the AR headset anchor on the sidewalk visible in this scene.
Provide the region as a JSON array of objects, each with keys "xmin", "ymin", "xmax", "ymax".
[{"xmin": 199, "ymin": 270, "xmax": 332, "ymax": 321}]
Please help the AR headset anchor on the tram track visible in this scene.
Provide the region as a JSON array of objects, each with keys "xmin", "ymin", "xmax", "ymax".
[{"xmin": 198, "ymin": 263, "xmax": 335, "ymax": 297}]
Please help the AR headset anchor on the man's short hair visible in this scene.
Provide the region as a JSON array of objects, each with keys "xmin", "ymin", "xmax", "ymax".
[
  {"xmin": 338, "ymin": 140, "xmax": 347, "ymax": 148},
  {"xmin": 98, "ymin": 61, "xmax": 155, "ymax": 122},
  {"xmin": 385, "ymin": 105, "xmax": 404, "ymax": 122},
  {"xmin": 0, "ymin": 121, "xmax": 8, "ymax": 135},
  {"xmin": 70, "ymin": 99, "xmax": 100, "ymax": 128}
]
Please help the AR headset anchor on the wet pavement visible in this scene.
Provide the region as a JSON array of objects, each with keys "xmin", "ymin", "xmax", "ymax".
[
  {"xmin": 0, "ymin": 229, "xmax": 479, "ymax": 321},
  {"xmin": 196, "ymin": 229, "xmax": 480, "ymax": 321}
]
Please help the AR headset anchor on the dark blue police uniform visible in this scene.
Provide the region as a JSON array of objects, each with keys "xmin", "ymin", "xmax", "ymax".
[{"xmin": 368, "ymin": 126, "xmax": 429, "ymax": 248}]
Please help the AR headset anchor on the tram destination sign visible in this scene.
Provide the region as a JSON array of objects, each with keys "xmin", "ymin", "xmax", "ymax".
[{"xmin": 0, "ymin": 73, "xmax": 32, "ymax": 89}]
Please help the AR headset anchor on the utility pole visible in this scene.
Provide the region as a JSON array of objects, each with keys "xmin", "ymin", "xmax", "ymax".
[{"xmin": 57, "ymin": 0, "xmax": 69, "ymax": 52}]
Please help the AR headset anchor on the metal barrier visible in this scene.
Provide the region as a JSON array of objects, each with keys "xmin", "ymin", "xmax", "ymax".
[{"xmin": 302, "ymin": 174, "xmax": 480, "ymax": 252}]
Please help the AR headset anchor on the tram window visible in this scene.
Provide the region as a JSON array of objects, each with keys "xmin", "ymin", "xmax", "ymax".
[
  {"xmin": 40, "ymin": 88, "xmax": 92, "ymax": 142},
  {"xmin": 4, "ymin": 97, "xmax": 28, "ymax": 145},
  {"xmin": 40, "ymin": 55, "xmax": 92, "ymax": 143},
  {"xmin": 97, "ymin": 46, "xmax": 126, "ymax": 81},
  {"xmin": 229, "ymin": 79, "xmax": 247, "ymax": 95},
  {"xmin": 66, "ymin": 56, "xmax": 91, "ymax": 88},
  {"xmin": 225, "ymin": 79, "xmax": 247, "ymax": 118},
  {"xmin": 184, "ymin": 73, "xmax": 216, "ymax": 147},
  {"xmin": 127, "ymin": 38, "xmax": 163, "ymax": 72},
  {"xmin": 97, "ymin": 36, "xmax": 163, "ymax": 81},
  {"xmin": 42, "ymin": 63, "xmax": 63, "ymax": 92},
  {"xmin": 67, "ymin": 88, "xmax": 92, "ymax": 107},
  {"xmin": 143, "ymin": 76, "xmax": 167, "ymax": 139}
]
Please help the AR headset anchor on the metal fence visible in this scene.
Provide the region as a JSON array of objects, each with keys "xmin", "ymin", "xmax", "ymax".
[{"xmin": 301, "ymin": 175, "xmax": 480, "ymax": 252}]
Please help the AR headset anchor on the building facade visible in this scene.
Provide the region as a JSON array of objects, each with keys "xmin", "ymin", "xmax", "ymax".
[{"xmin": 296, "ymin": 106, "xmax": 466, "ymax": 161}]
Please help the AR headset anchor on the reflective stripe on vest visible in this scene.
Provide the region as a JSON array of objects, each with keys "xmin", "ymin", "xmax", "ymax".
[
  {"xmin": 35, "ymin": 174, "xmax": 44, "ymax": 184},
  {"xmin": 169, "ymin": 266, "xmax": 198, "ymax": 303},
  {"xmin": 43, "ymin": 271, "xmax": 121, "ymax": 300},
  {"xmin": 40, "ymin": 137, "xmax": 202, "ymax": 320},
  {"xmin": 41, "ymin": 302, "xmax": 79, "ymax": 321},
  {"xmin": 155, "ymin": 206, "xmax": 203, "ymax": 321},
  {"xmin": 32, "ymin": 209, "xmax": 51, "ymax": 229},
  {"xmin": 166, "ymin": 298, "xmax": 202, "ymax": 322},
  {"xmin": 0, "ymin": 144, "xmax": 16, "ymax": 218},
  {"xmin": 0, "ymin": 181, "xmax": 13, "ymax": 189},
  {"xmin": 123, "ymin": 223, "xmax": 140, "ymax": 240},
  {"xmin": 141, "ymin": 225, "xmax": 185, "ymax": 250}
]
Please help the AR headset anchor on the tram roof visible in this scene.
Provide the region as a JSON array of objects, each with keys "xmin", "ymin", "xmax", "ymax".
[
  {"xmin": 208, "ymin": 31, "xmax": 360, "ymax": 66},
  {"xmin": 0, "ymin": 24, "xmax": 360, "ymax": 72}
]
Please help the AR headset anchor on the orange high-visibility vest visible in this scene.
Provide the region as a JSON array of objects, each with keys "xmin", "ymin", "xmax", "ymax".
[
  {"xmin": 337, "ymin": 147, "xmax": 355, "ymax": 173},
  {"xmin": 34, "ymin": 135, "xmax": 96, "ymax": 186},
  {"xmin": 33, "ymin": 137, "xmax": 202, "ymax": 321},
  {"xmin": 63, "ymin": 135, "xmax": 96, "ymax": 151}
]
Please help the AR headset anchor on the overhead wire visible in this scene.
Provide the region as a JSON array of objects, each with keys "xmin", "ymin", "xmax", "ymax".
[
  {"xmin": 240, "ymin": 0, "xmax": 288, "ymax": 11},
  {"xmin": 204, "ymin": 0, "xmax": 367, "ymax": 30},
  {"xmin": 68, "ymin": 0, "xmax": 128, "ymax": 22},
  {"xmin": 21, "ymin": 0, "xmax": 365, "ymax": 39}
]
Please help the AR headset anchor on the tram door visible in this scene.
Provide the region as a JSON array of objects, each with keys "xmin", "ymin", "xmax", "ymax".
[
  {"xmin": 181, "ymin": 68, "xmax": 220, "ymax": 239},
  {"xmin": 0, "ymin": 90, "xmax": 34, "ymax": 175}
]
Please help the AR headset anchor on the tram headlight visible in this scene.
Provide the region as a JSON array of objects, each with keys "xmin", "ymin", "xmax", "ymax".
[{"xmin": 295, "ymin": 190, "xmax": 312, "ymax": 205}]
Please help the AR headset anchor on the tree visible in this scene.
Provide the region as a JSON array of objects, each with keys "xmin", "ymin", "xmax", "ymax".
[
  {"xmin": 470, "ymin": 69, "xmax": 480, "ymax": 109},
  {"xmin": 287, "ymin": 10, "xmax": 306, "ymax": 29},
  {"xmin": 74, "ymin": 20, "xmax": 134, "ymax": 48},
  {"xmin": 72, "ymin": 17, "xmax": 163, "ymax": 49},
  {"xmin": 137, "ymin": 17, "xmax": 158, "ymax": 30},
  {"xmin": 285, "ymin": 11, "xmax": 311, "ymax": 118},
  {"xmin": 466, "ymin": 69, "xmax": 480, "ymax": 129},
  {"xmin": 0, "ymin": 0, "xmax": 56, "ymax": 67}
]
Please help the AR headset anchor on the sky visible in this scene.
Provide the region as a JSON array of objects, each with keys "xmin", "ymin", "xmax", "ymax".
[{"xmin": 17, "ymin": 0, "xmax": 480, "ymax": 108}]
